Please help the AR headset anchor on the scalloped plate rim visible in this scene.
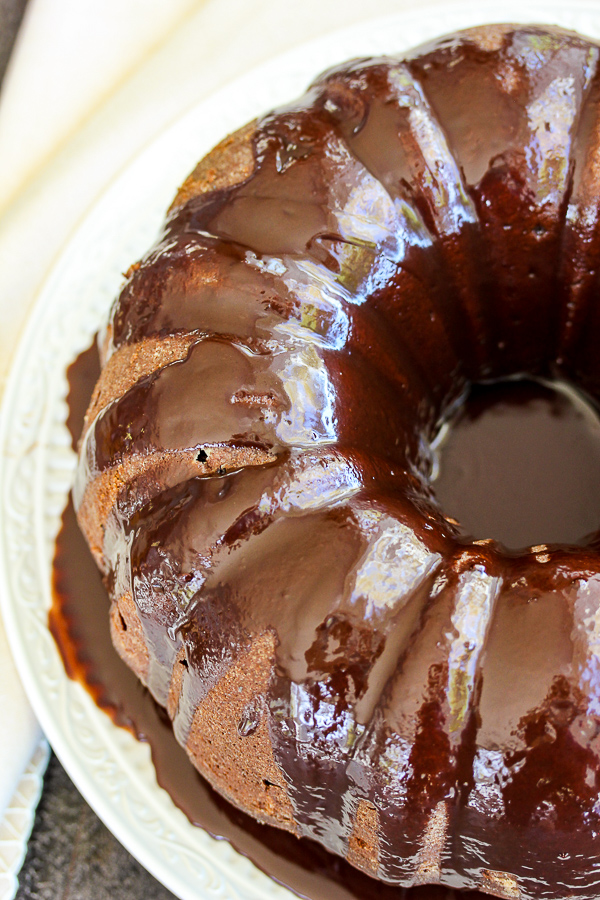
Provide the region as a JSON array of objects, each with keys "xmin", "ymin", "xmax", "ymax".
[{"xmin": 1, "ymin": 2, "xmax": 599, "ymax": 897}]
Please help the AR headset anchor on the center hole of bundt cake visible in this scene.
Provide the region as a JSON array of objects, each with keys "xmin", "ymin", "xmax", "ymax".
[{"xmin": 431, "ymin": 378, "xmax": 600, "ymax": 551}]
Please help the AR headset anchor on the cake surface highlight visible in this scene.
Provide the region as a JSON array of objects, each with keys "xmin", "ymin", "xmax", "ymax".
[{"xmin": 74, "ymin": 24, "xmax": 600, "ymax": 898}]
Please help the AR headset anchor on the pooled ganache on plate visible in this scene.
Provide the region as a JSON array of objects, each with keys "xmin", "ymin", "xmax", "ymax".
[{"xmin": 69, "ymin": 24, "xmax": 600, "ymax": 897}]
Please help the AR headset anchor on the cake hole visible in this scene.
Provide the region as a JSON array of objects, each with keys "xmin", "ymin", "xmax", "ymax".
[
  {"xmin": 431, "ymin": 378, "xmax": 600, "ymax": 551},
  {"xmin": 196, "ymin": 448, "xmax": 208, "ymax": 463}
]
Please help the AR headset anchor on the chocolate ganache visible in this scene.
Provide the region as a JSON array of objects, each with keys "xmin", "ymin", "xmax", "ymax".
[
  {"xmin": 74, "ymin": 24, "xmax": 600, "ymax": 898},
  {"xmin": 53, "ymin": 345, "xmax": 486, "ymax": 900}
]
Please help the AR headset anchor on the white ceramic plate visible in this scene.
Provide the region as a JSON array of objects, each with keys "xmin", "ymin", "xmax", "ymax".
[{"xmin": 3, "ymin": 3, "xmax": 600, "ymax": 897}]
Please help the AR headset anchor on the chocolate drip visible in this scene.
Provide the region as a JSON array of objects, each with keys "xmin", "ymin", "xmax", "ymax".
[
  {"xmin": 55, "ymin": 343, "xmax": 488, "ymax": 900},
  {"xmin": 71, "ymin": 25, "xmax": 600, "ymax": 897}
]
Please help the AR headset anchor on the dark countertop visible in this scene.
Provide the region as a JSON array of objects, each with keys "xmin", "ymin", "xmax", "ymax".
[
  {"xmin": 0, "ymin": 0, "xmax": 27, "ymax": 86},
  {"xmin": 0, "ymin": 8, "xmax": 175, "ymax": 898},
  {"xmin": 16, "ymin": 754, "xmax": 176, "ymax": 900}
]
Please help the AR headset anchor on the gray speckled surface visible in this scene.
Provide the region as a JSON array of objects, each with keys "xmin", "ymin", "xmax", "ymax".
[
  {"xmin": 15, "ymin": 754, "xmax": 176, "ymax": 900},
  {"xmin": 0, "ymin": 0, "xmax": 28, "ymax": 88},
  {"xmin": 0, "ymin": 7, "xmax": 177, "ymax": 897}
]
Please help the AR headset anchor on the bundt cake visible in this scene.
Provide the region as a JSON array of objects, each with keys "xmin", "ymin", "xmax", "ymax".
[{"xmin": 74, "ymin": 23, "xmax": 600, "ymax": 898}]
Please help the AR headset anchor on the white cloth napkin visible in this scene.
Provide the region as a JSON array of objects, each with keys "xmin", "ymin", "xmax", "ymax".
[
  {"xmin": 0, "ymin": 0, "xmax": 207, "ymax": 825},
  {"xmin": 0, "ymin": 626, "xmax": 42, "ymax": 819},
  {"xmin": 0, "ymin": 0, "xmax": 464, "ymax": 886}
]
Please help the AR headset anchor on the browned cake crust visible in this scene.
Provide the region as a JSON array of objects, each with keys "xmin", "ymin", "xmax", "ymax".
[
  {"xmin": 75, "ymin": 24, "xmax": 600, "ymax": 897},
  {"xmin": 77, "ymin": 120, "xmax": 303, "ymax": 842},
  {"xmin": 170, "ymin": 120, "xmax": 257, "ymax": 212}
]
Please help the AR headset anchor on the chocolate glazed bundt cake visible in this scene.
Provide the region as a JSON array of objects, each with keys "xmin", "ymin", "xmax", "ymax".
[{"xmin": 75, "ymin": 23, "xmax": 600, "ymax": 898}]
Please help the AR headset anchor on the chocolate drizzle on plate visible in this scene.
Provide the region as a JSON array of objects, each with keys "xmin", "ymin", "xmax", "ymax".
[
  {"xmin": 51, "ymin": 342, "xmax": 482, "ymax": 900},
  {"xmin": 56, "ymin": 24, "xmax": 600, "ymax": 896}
]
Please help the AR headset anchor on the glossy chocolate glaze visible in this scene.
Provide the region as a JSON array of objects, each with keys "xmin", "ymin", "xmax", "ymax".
[
  {"xmin": 55, "ymin": 345, "xmax": 483, "ymax": 900},
  {"xmin": 74, "ymin": 25, "xmax": 600, "ymax": 897}
]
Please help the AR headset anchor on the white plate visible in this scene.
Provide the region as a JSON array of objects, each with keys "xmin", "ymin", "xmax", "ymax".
[{"xmin": 3, "ymin": 3, "xmax": 600, "ymax": 897}]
